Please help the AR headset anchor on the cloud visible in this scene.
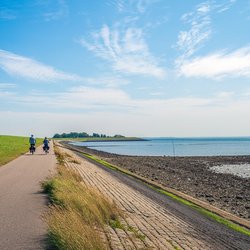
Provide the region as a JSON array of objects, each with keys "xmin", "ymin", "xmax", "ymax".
[
  {"xmin": 112, "ymin": 0, "xmax": 126, "ymax": 12},
  {"xmin": 1, "ymin": 81, "xmax": 244, "ymax": 115},
  {"xmin": 0, "ymin": 49, "xmax": 82, "ymax": 82},
  {"xmin": 177, "ymin": 46, "xmax": 250, "ymax": 79},
  {"xmin": 110, "ymin": 0, "xmax": 158, "ymax": 13},
  {"xmin": 0, "ymin": 86, "xmax": 133, "ymax": 111},
  {"xmin": 84, "ymin": 75, "xmax": 129, "ymax": 87},
  {"xmin": 0, "ymin": 90, "xmax": 16, "ymax": 98},
  {"xmin": 0, "ymin": 84, "xmax": 17, "ymax": 98},
  {"xmin": 42, "ymin": 0, "xmax": 68, "ymax": 21},
  {"xmin": 175, "ymin": 0, "xmax": 245, "ymax": 79},
  {"xmin": 58, "ymin": 86, "xmax": 131, "ymax": 109},
  {"xmin": 216, "ymin": 0, "xmax": 237, "ymax": 13},
  {"xmin": 0, "ymin": 83, "xmax": 16, "ymax": 89},
  {"xmin": 1, "ymin": 91, "xmax": 250, "ymax": 137},
  {"xmin": 81, "ymin": 25, "xmax": 166, "ymax": 78},
  {"xmin": 176, "ymin": 1, "xmax": 212, "ymax": 59},
  {"xmin": 136, "ymin": 0, "xmax": 159, "ymax": 13},
  {"xmin": 176, "ymin": 0, "xmax": 237, "ymax": 60}
]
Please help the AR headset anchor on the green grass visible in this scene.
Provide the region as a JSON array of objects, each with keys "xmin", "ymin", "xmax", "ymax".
[
  {"xmin": 78, "ymin": 150, "xmax": 250, "ymax": 237},
  {"xmin": 127, "ymin": 225, "xmax": 146, "ymax": 240},
  {"xmin": 0, "ymin": 135, "xmax": 43, "ymax": 166},
  {"xmin": 109, "ymin": 220, "xmax": 146, "ymax": 241},
  {"xmin": 42, "ymin": 147, "xmax": 121, "ymax": 249},
  {"xmin": 47, "ymin": 206, "xmax": 106, "ymax": 250},
  {"xmin": 154, "ymin": 188, "xmax": 250, "ymax": 237}
]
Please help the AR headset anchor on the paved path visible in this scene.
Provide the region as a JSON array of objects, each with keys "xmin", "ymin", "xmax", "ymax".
[
  {"xmin": 0, "ymin": 145, "xmax": 55, "ymax": 250},
  {"xmin": 60, "ymin": 146, "xmax": 250, "ymax": 250}
]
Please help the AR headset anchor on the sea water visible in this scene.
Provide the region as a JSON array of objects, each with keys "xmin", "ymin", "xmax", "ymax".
[{"xmin": 71, "ymin": 137, "xmax": 250, "ymax": 157}]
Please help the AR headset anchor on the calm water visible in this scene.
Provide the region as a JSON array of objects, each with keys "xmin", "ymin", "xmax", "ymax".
[{"xmin": 71, "ymin": 137, "xmax": 250, "ymax": 156}]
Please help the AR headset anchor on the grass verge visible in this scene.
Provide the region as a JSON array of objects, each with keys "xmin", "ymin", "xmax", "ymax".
[
  {"xmin": 42, "ymin": 148, "xmax": 121, "ymax": 249},
  {"xmin": 154, "ymin": 187, "xmax": 250, "ymax": 236},
  {"xmin": 0, "ymin": 135, "xmax": 43, "ymax": 166},
  {"xmin": 75, "ymin": 150, "xmax": 250, "ymax": 237}
]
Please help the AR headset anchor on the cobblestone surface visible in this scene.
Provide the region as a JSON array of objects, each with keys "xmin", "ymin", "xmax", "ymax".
[{"xmin": 60, "ymin": 146, "xmax": 249, "ymax": 250}]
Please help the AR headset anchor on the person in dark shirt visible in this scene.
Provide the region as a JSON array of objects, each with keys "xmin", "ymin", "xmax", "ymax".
[
  {"xmin": 43, "ymin": 137, "xmax": 50, "ymax": 152},
  {"xmin": 29, "ymin": 134, "xmax": 36, "ymax": 146},
  {"xmin": 29, "ymin": 135, "xmax": 36, "ymax": 153}
]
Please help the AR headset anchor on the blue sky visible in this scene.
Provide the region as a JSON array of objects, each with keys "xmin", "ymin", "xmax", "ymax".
[{"xmin": 0, "ymin": 0, "xmax": 250, "ymax": 137}]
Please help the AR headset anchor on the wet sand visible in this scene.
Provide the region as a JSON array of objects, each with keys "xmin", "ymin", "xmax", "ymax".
[{"xmin": 65, "ymin": 142, "xmax": 250, "ymax": 220}]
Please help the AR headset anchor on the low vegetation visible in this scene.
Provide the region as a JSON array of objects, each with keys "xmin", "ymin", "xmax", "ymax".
[
  {"xmin": 53, "ymin": 131, "xmax": 126, "ymax": 139},
  {"xmin": 155, "ymin": 188, "xmax": 250, "ymax": 237},
  {"xmin": 80, "ymin": 137, "xmax": 143, "ymax": 142},
  {"xmin": 52, "ymin": 132, "xmax": 144, "ymax": 141},
  {"xmin": 42, "ymin": 147, "xmax": 121, "ymax": 249},
  {"xmin": 77, "ymin": 150, "xmax": 250, "ymax": 237},
  {"xmin": 0, "ymin": 135, "xmax": 43, "ymax": 166},
  {"xmin": 53, "ymin": 137, "xmax": 144, "ymax": 142}
]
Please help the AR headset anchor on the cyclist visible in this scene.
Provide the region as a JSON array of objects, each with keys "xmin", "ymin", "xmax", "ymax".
[
  {"xmin": 43, "ymin": 137, "xmax": 50, "ymax": 152},
  {"xmin": 29, "ymin": 135, "xmax": 36, "ymax": 153}
]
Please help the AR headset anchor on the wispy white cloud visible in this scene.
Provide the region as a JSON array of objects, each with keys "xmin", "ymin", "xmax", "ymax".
[
  {"xmin": 1, "ymin": 82, "xmax": 244, "ymax": 114},
  {"xmin": 0, "ymin": 90, "xmax": 16, "ymax": 98},
  {"xmin": 0, "ymin": 50, "xmax": 82, "ymax": 82},
  {"xmin": 177, "ymin": 46, "xmax": 250, "ymax": 79},
  {"xmin": 42, "ymin": 0, "xmax": 68, "ymax": 21},
  {"xmin": 2, "ymin": 88, "xmax": 250, "ymax": 137},
  {"xmin": 176, "ymin": 1, "xmax": 212, "ymax": 59},
  {"xmin": 84, "ymin": 75, "xmax": 129, "ymax": 87},
  {"xmin": 2, "ymin": 101, "xmax": 250, "ymax": 138},
  {"xmin": 81, "ymin": 25, "xmax": 166, "ymax": 78},
  {"xmin": 216, "ymin": 0, "xmax": 237, "ymax": 13},
  {"xmin": 136, "ymin": 0, "xmax": 159, "ymax": 13},
  {"xmin": 112, "ymin": 0, "xmax": 126, "ymax": 12},
  {"xmin": 0, "ymin": 83, "xmax": 17, "ymax": 98},
  {"xmin": 177, "ymin": 0, "xmax": 237, "ymax": 59},
  {"xmin": 0, "ymin": 86, "xmax": 133, "ymax": 112},
  {"xmin": 215, "ymin": 91, "xmax": 234, "ymax": 99},
  {"xmin": 175, "ymin": 0, "xmax": 244, "ymax": 79},
  {"xmin": 0, "ymin": 83, "xmax": 16, "ymax": 89},
  {"xmin": 63, "ymin": 86, "xmax": 131, "ymax": 108},
  {"xmin": 109, "ymin": 0, "xmax": 158, "ymax": 13}
]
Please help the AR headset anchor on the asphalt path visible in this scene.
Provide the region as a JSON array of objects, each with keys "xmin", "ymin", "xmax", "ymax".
[{"xmin": 0, "ymin": 145, "xmax": 55, "ymax": 250}]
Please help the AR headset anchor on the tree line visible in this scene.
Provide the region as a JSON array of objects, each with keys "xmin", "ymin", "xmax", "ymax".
[{"xmin": 53, "ymin": 132, "xmax": 125, "ymax": 138}]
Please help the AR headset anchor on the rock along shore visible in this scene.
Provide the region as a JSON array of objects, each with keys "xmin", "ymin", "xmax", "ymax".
[{"xmin": 64, "ymin": 142, "xmax": 250, "ymax": 220}]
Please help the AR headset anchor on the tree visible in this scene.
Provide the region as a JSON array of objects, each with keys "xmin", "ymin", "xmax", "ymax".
[
  {"xmin": 61, "ymin": 133, "xmax": 67, "ymax": 138},
  {"xmin": 53, "ymin": 133, "xmax": 62, "ymax": 138},
  {"xmin": 79, "ymin": 132, "xmax": 89, "ymax": 138},
  {"xmin": 114, "ymin": 134, "xmax": 125, "ymax": 138}
]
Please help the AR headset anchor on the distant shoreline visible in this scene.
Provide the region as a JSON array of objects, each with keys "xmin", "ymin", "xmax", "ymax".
[
  {"xmin": 57, "ymin": 137, "xmax": 147, "ymax": 142},
  {"xmin": 80, "ymin": 138, "xmax": 147, "ymax": 142}
]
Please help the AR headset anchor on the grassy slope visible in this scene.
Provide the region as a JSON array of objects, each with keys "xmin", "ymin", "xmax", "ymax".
[
  {"xmin": 0, "ymin": 135, "xmax": 43, "ymax": 166},
  {"xmin": 43, "ymin": 165, "xmax": 118, "ymax": 249},
  {"xmin": 42, "ymin": 147, "xmax": 120, "ymax": 249},
  {"xmin": 43, "ymin": 146, "xmax": 146, "ymax": 249}
]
